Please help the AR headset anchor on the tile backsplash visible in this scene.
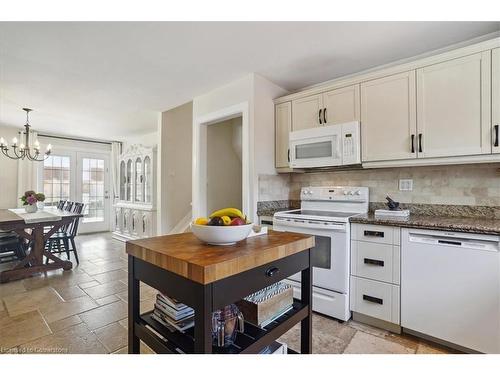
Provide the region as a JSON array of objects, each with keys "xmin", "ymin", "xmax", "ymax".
[{"xmin": 259, "ymin": 163, "xmax": 500, "ymax": 206}]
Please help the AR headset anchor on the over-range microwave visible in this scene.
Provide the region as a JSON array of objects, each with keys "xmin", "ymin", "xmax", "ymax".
[{"xmin": 289, "ymin": 121, "xmax": 361, "ymax": 168}]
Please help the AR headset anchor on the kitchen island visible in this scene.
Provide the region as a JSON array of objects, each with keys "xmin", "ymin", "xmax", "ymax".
[{"xmin": 126, "ymin": 230, "xmax": 315, "ymax": 354}]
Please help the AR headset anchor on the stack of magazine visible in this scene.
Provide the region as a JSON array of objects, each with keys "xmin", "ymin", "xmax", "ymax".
[{"xmin": 152, "ymin": 293, "xmax": 194, "ymax": 333}]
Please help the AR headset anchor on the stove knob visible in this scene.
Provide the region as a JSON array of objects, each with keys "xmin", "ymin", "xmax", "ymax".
[
  {"xmin": 343, "ymin": 191, "xmax": 349, "ymax": 195},
  {"xmin": 350, "ymin": 191, "xmax": 355, "ymax": 195},
  {"xmin": 355, "ymin": 190, "xmax": 361, "ymax": 195}
]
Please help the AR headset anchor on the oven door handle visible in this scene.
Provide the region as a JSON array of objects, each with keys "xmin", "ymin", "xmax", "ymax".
[{"xmin": 273, "ymin": 218, "xmax": 346, "ymax": 231}]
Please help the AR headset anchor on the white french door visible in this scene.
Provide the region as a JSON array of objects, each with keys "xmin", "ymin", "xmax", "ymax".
[
  {"xmin": 38, "ymin": 150, "xmax": 111, "ymax": 233},
  {"xmin": 76, "ymin": 152, "xmax": 110, "ymax": 233}
]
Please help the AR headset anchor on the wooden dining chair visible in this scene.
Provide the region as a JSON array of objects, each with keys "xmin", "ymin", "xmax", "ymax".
[{"xmin": 45, "ymin": 202, "xmax": 84, "ymax": 265}]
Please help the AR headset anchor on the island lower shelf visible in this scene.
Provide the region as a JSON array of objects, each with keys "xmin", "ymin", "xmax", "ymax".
[{"xmin": 136, "ymin": 299, "xmax": 308, "ymax": 354}]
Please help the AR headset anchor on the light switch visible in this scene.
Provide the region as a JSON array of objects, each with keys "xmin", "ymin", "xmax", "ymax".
[{"xmin": 399, "ymin": 179, "xmax": 413, "ymax": 191}]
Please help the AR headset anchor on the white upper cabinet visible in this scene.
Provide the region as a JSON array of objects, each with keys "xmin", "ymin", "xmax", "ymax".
[
  {"xmin": 275, "ymin": 102, "xmax": 292, "ymax": 168},
  {"xmin": 361, "ymin": 71, "xmax": 417, "ymax": 162},
  {"xmin": 416, "ymin": 51, "xmax": 491, "ymax": 158},
  {"xmin": 323, "ymin": 84, "xmax": 360, "ymax": 125},
  {"xmin": 493, "ymin": 48, "xmax": 500, "ymax": 154},
  {"xmin": 291, "ymin": 94, "xmax": 323, "ymax": 131}
]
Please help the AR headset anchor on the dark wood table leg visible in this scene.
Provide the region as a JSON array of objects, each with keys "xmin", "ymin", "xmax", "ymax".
[
  {"xmin": 128, "ymin": 255, "xmax": 140, "ymax": 354},
  {"xmin": 300, "ymin": 249, "xmax": 312, "ymax": 354},
  {"xmin": 193, "ymin": 283, "xmax": 213, "ymax": 354}
]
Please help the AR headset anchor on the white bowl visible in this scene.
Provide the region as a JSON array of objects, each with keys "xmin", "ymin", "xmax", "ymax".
[{"xmin": 190, "ymin": 223, "xmax": 253, "ymax": 245}]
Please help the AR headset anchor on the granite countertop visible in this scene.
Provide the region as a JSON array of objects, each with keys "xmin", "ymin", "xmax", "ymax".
[{"xmin": 350, "ymin": 213, "xmax": 500, "ymax": 235}]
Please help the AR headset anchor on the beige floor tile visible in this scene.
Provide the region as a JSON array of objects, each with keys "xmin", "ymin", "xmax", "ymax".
[
  {"xmin": 0, "ymin": 310, "xmax": 52, "ymax": 350},
  {"xmin": 48, "ymin": 315, "xmax": 83, "ymax": 333},
  {"xmin": 0, "ymin": 300, "xmax": 4, "ymax": 312},
  {"xmin": 78, "ymin": 300, "xmax": 127, "ymax": 330},
  {"xmin": 347, "ymin": 320, "xmax": 419, "ymax": 351},
  {"xmin": 84, "ymin": 280, "xmax": 127, "ymax": 300},
  {"xmin": 118, "ymin": 317, "xmax": 128, "ymax": 330},
  {"xmin": 19, "ymin": 323, "xmax": 107, "ymax": 354},
  {"xmin": 22, "ymin": 270, "xmax": 94, "ymax": 291},
  {"xmin": 95, "ymin": 294, "xmax": 120, "ymax": 306},
  {"xmin": 416, "ymin": 341, "xmax": 453, "ymax": 354},
  {"xmin": 54, "ymin": 285, "xmax": 87, "ymax": 301},
  {"xmin": 0, "ymin": 280, "xmax": 27, "ymax": 299},
  {"xmin": 116, "ymin": 290, "xmax": 127, "ymax": 302},
  {"xmin": 279, "ymin": 314, "xmax": 357, "ymax": 354},
  {"xmin": 140, "ymin": 299, "xmax": 155, "ymax": 314},
  {"xmin": 112, "ymin": 346, "xmax": 128, "ymax": 354},
  {"xmin": 79, "ymin": 280, "xmax": 100, "ymax": 289},
  {"xmin": 343, "ymin": 331, "xmax": 415, "ymax": 354},
  {"xmin": 81, "ymin": 261, "xmax": 127, "ymax": 276},
  {"xmin": 3, "ymin": 287, "xmax": 64, "ymax": 317},
  {"xmin": 92, "ymin": 269, "xmax": 128, "ymax": 284},
  {"xmin": 94, "ymin": 322, "xmax": 128, "ymax": 352},
  {"xmin": 39, "ymin": 295, "xmax": 98, "ymax": 323}
]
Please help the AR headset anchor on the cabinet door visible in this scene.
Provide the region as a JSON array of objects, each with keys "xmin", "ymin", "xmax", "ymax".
[
  {"xmin": 361, "ymin": 71, "xmax": 417, "ymax": 162},
  {"xmin": 291, "ymin": 94, "xmax": 323, "ymax": 131},
  {"xmin": 275, "ymin": 102, "xmax": 292, "ymax": 168},
  {"xmin": 323, "ymin": 84, "xmax": 360, "ymax": 125},
  {"xmin": 493, "ymin": 48, "xmax": 500, "ymax": 154},
  {"xmin": 416, "ymin": 51, "xmax": 491, "ymax": 158}
]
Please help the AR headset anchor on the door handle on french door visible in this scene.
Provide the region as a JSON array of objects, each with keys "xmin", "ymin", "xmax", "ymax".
[
  {"xmin": 318, "ymin": 109, "xmax": 323, "ymax": 125},
  {"xmin": 494, "ymin": 125, "xmax": 499, "ymax": 147},
  {"xmin": 418, "ymin": 133, "xmax": 423, "ymax": 153},
  {"xmin": 411, "ymin": 134, "xmax": 415, "ymax": 153}
]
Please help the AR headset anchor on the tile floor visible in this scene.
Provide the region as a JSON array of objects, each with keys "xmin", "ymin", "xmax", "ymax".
[{"xmin": 0, "ymin": 232, "xmax": 453, "ymax": 354}]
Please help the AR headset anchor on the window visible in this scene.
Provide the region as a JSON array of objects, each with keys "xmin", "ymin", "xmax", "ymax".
[{"xmin": 42, "ymin": 155, "xmax": 71, "ymax": 206}]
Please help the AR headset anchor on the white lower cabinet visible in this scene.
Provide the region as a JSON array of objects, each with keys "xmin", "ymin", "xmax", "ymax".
[
  {"xmin": 112, "ymin": 205, "xmax": 156, "ymax": 241},
  {"xmin": 351, "ymin": 240, "xmax": 400, "ymax": 284},
  {"xmin": 350, "ymin": 276, "xmax": 400, "ymax": 325},
  {"xmin": 350, "ymin": 223, "xmax": 401, "ymax": 327}
]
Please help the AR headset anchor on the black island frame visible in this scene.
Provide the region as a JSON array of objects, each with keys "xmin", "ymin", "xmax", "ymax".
[{"xmin": 128, "ymin": 249, "xmax": 313, "ymax": 354}]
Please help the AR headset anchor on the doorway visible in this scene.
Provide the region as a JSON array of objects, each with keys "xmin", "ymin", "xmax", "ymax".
[
  {"xmin": 38, "ymin": 150, "xmax": 111, "ymax": 233},
  {"xmin": 192, "ymin": 102, "xmax": 253, "ymax": 222},
  {"xmin": 206, "ymin": 117, "xmax": 242, "ymax": 214}
]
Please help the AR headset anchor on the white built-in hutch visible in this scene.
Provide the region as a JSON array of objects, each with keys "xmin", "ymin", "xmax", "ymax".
[{"xmin": 112, "ymin": 144, "xmax": 156, "ymax": 241}]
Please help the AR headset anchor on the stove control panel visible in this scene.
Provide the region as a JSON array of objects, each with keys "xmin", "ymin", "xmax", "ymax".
[{"xmin": 301, "ymin": 186, "xmax": 368, "ymax": 202}]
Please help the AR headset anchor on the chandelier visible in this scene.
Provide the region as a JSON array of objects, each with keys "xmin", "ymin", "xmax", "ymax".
[{"xmin": 0, "ymin": 108, "xmax": 52, "ymax": 161}]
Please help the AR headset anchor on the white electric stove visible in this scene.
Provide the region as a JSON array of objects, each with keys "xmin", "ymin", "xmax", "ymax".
[{"xmin": 273, "ymin": 186, "xmax": 369, "ymax": 321}]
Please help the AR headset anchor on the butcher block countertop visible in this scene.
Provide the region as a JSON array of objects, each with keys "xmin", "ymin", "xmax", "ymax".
[{"xmin": 126, "ymin": 230, "xmax": 314, "ymax": 285}]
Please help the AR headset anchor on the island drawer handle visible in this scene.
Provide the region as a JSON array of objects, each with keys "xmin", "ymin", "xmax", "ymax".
[
  {"xmin": 363, "ymin": 294, "xmax": 383, "ymax": 305},
  {"xmin": 265, "ymin": 267, "xmax": 280, "ymax": 277},
  {"xmin": 364, "ymin": 258, "xmax": 384, "ymax": 267}
]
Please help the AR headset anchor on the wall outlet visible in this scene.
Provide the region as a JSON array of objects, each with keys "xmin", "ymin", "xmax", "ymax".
[{"xmin": 399, "ymin": 179, "xmax": 413, "ymax": 191}]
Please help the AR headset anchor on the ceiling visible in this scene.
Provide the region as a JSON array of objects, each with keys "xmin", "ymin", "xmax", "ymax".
[{"xmin": 0, "ymin": 22, "xmax": 498, "ymax": 140}]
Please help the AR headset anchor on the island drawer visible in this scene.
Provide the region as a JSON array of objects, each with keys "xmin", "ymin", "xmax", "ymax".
[
  {"xmin": 351, "ymin": 240, "xmax": 400, "ymax": 284},
  {"xmin": 350, "ymin": 276, "xmax": 400, "ymax": 325},
  {"xmin": 212, "ymin": 250, "xmax": 310, "ymax": 310},
  {"xmin": 352, "ymin": 224, "xmax": 400, "ymax": 245}
]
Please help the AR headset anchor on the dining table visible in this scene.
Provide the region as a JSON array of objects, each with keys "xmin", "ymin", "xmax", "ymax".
[{"xmin": 0, "ymin": 206, "xmax": 83, "ymax": 283}]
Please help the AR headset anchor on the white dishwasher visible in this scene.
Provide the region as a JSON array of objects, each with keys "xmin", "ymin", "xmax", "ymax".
[{"xmin": 401, "ymin": 228, "xmax": 500, "ymax": 353}]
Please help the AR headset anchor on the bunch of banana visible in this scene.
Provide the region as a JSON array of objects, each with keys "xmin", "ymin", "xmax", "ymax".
[{"xmin": 209, "ymin": 208, "xmax": 245, "ymax": 220}]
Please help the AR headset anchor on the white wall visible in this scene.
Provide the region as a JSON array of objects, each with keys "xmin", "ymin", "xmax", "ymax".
[
  {"xmin": 0, "ymin": 124, "xmax": 21, "ymax": 208},
  {"xmin": 158, "ymin": 102, "xmax": 193, "ymax": 234},
  {"xmin": 121, "ymin": 130, "xmax": 158, "ymax": 150},
  {"xmin": 206, "ymin": 117, "xmax": 242, "ymax": 214},
  {"xmin": 192, "ymin": 73, "xmax": 287, "ymax": 220}
]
